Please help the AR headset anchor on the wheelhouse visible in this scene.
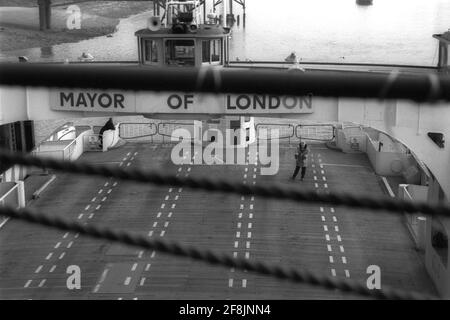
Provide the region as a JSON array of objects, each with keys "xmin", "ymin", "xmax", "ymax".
[{"xmin": 136, "ymin": 25, "xmax": 230, "ymax": 67}]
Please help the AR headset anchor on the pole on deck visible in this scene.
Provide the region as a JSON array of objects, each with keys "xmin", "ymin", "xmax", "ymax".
[{"xmin": 37, "ymin": 0, "xmax": 52, "ymax": 30}]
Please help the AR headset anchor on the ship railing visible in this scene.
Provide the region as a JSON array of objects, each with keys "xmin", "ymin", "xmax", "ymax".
[
  {"xmin": 255, "ymin": 123, "xmax": 295, "ymax": 143},
  {"xmin": 398, "ymin": 184, "xmax": 427, "ymax": 251},
  {"xmin": 0, "ymin": 181, "xmax": 25, "ymax": 229}
]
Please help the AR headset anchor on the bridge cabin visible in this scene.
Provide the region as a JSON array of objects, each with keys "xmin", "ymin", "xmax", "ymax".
[{"xmin": 135, "ymin": 0, "xmax": 231, "ymax": 67}]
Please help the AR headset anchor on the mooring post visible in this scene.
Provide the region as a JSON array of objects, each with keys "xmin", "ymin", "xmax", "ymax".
[{"xmin": 37, "ymin": 0, "xmax": 52, "ymax": 30}]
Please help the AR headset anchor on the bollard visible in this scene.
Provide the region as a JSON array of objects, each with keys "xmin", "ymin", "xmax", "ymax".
[{"xmin": 417, "ymin": 216, "xmax": 427, "ymax": 251}]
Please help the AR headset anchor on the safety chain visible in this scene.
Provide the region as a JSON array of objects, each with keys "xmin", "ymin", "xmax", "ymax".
[{"xmin": 0, "ymin": 205, "xmax": 435, "ymax": 300}]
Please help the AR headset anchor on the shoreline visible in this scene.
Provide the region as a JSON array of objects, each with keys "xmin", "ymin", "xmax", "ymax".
[{"xmin": 0, "ymin": 1, "xmax": 153, "ymax": 52}]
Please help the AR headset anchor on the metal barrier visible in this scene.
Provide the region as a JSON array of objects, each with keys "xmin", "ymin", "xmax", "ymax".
[
  {"xmin": 255, "ymin": 123, "xmax": 295, "ymax": 142},
  {"xmin": 295, "ymin": 124, "xmax": 335, "ymax": 142},
  {"xmin": 118, "ymin": 123, "xmax": 157, "ymax": 141},
  {"xmin": 157, "ymin": 122, "xmax": 196, "ymax": 143}
]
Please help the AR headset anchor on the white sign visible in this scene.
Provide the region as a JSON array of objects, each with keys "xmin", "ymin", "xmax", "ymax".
[{"xmin": 51, "ymin": 90, "xmax": 314, "ymax": 114}]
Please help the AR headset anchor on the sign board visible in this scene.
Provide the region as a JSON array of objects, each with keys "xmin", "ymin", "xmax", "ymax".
[{"xmin": 50, "ymin": 90, "xmax": 314, "ymax": 115}]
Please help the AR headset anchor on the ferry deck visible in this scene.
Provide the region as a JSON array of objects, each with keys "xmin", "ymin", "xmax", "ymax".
[{"xmin": 0, "ymin": 141, "xmax": 437, "ymax": 299}]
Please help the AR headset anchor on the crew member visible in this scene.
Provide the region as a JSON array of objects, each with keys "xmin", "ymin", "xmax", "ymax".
[
  {"xmin": 99, "ymin": 118, "xmax": 115, "ymax": 150},
  {"xmin": 291, "ymin": 141, "xmax": 309, "ymax": 181}
]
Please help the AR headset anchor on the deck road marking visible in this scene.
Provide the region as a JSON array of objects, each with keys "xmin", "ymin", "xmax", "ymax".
[
  {"xmin": 140, "ymin": 277, "xmax": 146, "ymax": 286},
  {"xmin": 327, "ymin": 245, "xmax": 332, "ymax": 252},
  {"xmin": 325, "ymin": 234, "xmax": 330, "ymax": 241},
  {"xmin": 245, "ymin": 252, "xmax": 250, "ymax": 259},
  {"xmin": 153, "ymin": 222, "xmax": 158, "ymax": 227},
  {"xmin": 160, "ymin": 230, "xmax": 165, "ymax": 237},
  {"xmin": 248, "ymin": 223, "xmax": 252, "ymax": 229},
  {"xmin": 145, "ymin": 264, "xmax": 151, "ymax": 271},
  {"xmin": 148, "ymin": 231, "xmax": 153, "ymax": 237},
  {"xmin": 236, "ymin": 232, "xmax": 240, "ymax": 238},
  {"xmin": 335, "ymin": 226, "xmax": 339, "ymax": 232},
  {"xmin": 24, "ymin": 280, "xmax": 32, "ymax": 288},
  {"xmin": 247, "ymin": 232, "xmax": 252, "ymax": 238},
  {"xmin": 337, "ymin": 235, "xmax": 342, "ymax": 242},
  {"xmin": 85, "ymin": 205, "xmax": 90, "ymax": 211},
  {"xmin": 321, "ymin": 216, "xmax": 325, "ymax": 221},
  {"xmin": 237, "ymin": 222, "xmax": 242, "ymax": 229},
  {"xmin": 249, "ymin": 213, "xmax": 253, "ymax": 219},
  {"xmin": 242, "ymin": 279, "xmax": 247, "ymax": 288},
  {"xmin": 67, "ymin": 241, "xmax": 73, "ymax": 248},
  {"xmin": 161, "ymin": 204, "xmax": 165, "ymax": 209},
  {"xmin": 233, "ymin": 252, "xmax": 238, "ymax": 258},
  {"xmin": 157, "ymin": 212, "xmax": 162, "ymax": 218},
  {"xmin": 78, "ymin": 214, "xmax": 83, "ymax": 219},
  {"xmin": 91, "ymin": 197, "xmax": 96, "ymax": 202},
  {"xmin": 165, "ymin": 195, "xmax": 169, "ymax": 201},
  {"xmin": 234, "ymin": 241, "xmax": 239, "ymax": 248},
  {"xmin": 124, "ymin": 277, "xmax": 132, "ymax": 285},
  {"xmin": 131, "ymin": 263, "xmax": 138, "ymax": 271},
  {"xmin": 171, "ymin": 204, "xmax": 176, "ymax": 209},
  {"xmin": 246, "ymin": 241, "xmax": 250, "ymax": 249},
  {"xmin": 333, "ymin": 216, "xmax": 337, "ymax": 222},
  {"xmin": 38, "ymin": 279, "xmax": 46, "ymax": 288},
  {"xmin": 345, "ymin": 270, "xmax": 350, "ymax": 278},
  {"xmin": 340, "ymin": 245, "xmax": 345, "ymax": 253},
  {"xmin": 342, "ymin": 257, "xmax": 347, "ymax": 264},
  {"xmin": 320, "ymin": 207, "xmax": 324, "ymax": 212},
  {"xmin": 35, "ymin": 265, "xmax": 43, "ymax": 273},
  {"xmin": 104, "ymin": 182, "xmax": 109, "ymax": 187},
  {"xmin": 63, "ymin": 232, "xmax": 69, "ymax": 239},
  {"xmin": 329, "ymin": 256, "xmax": 334, "ymax": 263},
  {"xmin": 164, "ymin": 221, "xmax": 169, "ymax": 227},
  {"xmin": 49, "ymin": 265, "xmax": 56, "ymax": 273},
  {"xmin": 54, "ymin": 242, "xmax": 61, "ymax": 249},
  {"xmin": 96, "ymin": 205, "xmax": 101, "ymax": 210},
  {"xmin": 59, "ymin": 252, "xmax": 65, "ymax": 260},
  {"xmin": 331, "ymin": 269, "xmax": 336, "ymax": 277},
  {"xmin": 168, "ymin": 212, "xmax": 173, "ymax": 218},
  {"xmin": 151, "ymin": 251, "xmax": 156, "ymax": 258},
  {"xmin": 323, "ymin": 225, "xmax": 328, "ymax": 231},
  {"xmin": 98, "ymin": 189, "xmax": 103, "ymax": 194},
  {"xmin": 101, "ymin": 197, "xmax": 107, "ymax": 202},
  {"xmin": 229, "ymin": 279, "xmax": 233, "ymax": 287},
  {"xmin": 46, "ymin": 253, "xmax": 53, "ymax": 260}
]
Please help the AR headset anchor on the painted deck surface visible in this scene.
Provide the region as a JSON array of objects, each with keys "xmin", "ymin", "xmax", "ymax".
[{"xmin": 0, "ymin": 143, "xmax": 436, "ymax": 299}]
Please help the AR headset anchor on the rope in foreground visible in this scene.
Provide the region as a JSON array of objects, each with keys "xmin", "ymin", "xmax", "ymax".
[
  {"xmin": 0, "ymin": 205, "xmax": 435, "ymax": 300},
  {"xmin": 1, "ymin": 149, "xmax": 450, "ymax": 218}
]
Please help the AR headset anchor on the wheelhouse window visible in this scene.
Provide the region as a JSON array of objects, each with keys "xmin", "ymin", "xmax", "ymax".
[
  {"xmin": 144, "ymin": 40, "xmax": 158, "ymax": 63},
  {"xmin": 165, "ymin": 39, "xmax": 195, "ymax": 66},
  {"xmin": 202, "ymin": 39, "xmax": 222, "ymax": 64}
]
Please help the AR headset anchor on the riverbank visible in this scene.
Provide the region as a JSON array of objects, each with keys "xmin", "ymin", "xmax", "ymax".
[{"xmin": 0, "ymin": 1, "xmax": 153, "ymax": 52}]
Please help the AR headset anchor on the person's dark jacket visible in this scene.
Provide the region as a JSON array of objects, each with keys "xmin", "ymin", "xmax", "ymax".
[{"xmin": 99, "ymin": 119, "xmax": 115, "ymax": 136}]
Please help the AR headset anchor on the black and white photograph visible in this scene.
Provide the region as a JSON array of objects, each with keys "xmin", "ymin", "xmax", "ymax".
[{"xmin": 0, "ymin": 0, "xmax": 449, "ymax": 308}]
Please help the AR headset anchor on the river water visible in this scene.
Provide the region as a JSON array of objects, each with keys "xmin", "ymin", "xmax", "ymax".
[{"xmin": 0, "ymin": 0, "xmax": 449, "ymax": 65}]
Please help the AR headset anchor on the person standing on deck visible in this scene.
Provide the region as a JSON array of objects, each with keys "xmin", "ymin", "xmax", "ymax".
[
  {"xmin": 291, "ymin": 141, "xmax": 309, "ymax": 181},
  {"xmin": 99, "ymin": 118, "xmax": 115, "ymax": 150}
]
